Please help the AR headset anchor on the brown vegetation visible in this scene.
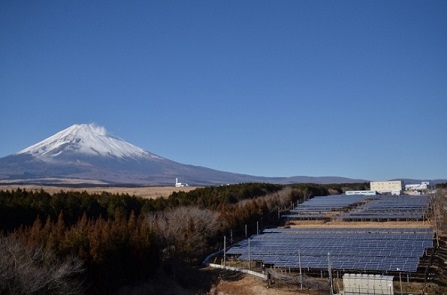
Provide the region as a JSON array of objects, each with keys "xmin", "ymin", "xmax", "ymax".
[
  {"xmin": 2, "ymin": 184, "xmax": 443, "ymax": 294},
  {"xmin": 0, "ymin": 183, "xmax": 292, "ymax": 293},
  {"xmin": 0, "ymin": 185, "xmax": 197, "ymax": 199},
  {"xmin": 0, "ymin": 235, "xmax": 85, "ymax": 294},
  {"xmin": 8, "ymin": 210, "xmax": 160, "ymax": 294}
]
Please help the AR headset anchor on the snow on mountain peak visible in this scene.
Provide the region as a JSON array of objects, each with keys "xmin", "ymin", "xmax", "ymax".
[{"xmin": 18, "ymin": 123, "xmax": 162, "ymax": 161}]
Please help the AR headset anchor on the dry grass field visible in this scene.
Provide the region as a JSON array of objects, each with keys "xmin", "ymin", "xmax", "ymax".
[{"xmin": 0, "ymin": 185, "xmax": 198, "ymax": 199}]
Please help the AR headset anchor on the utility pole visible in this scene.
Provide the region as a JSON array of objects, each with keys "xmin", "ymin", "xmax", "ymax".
[
  {"xmin": 223, "ymin": 236, "xmax": 226, "ymax": 267},
  {"xmin": 434, "ymin": 201, "xmax": 440, "ymax": 247},
  {"xmin": 399, "ymin": 270, "xmax": 403, "ymax": 295},
  {"xmin": 298, "ymin": 250, "xmax": 303, "ymax": 290},
  {"xmin": 397, "ymin": 268, "xmax": 402, "ymax": 295},
  {"xmin": 327, "ymin": 252, "xmax": 333, "ymax": 295},
  {"xmin": 248, "ymin": 238, "xmax": 251, "ymax": 270}
]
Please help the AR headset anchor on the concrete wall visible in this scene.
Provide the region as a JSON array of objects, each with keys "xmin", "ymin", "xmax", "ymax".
[{"xmin": 343, "ymin": 273, "xmax": 394, "ymax": 295}]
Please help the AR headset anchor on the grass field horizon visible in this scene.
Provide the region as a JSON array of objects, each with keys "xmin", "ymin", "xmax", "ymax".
[{"xmin": 0, "ymin": 184, "xmax": 198, "ymax": 199}]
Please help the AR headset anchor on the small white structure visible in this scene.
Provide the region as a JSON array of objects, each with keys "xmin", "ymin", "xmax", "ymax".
[
  {"xmin": 405, "ymin": 181, "xmax": 430, "ymax": 191},
  {"xmin": 345, "ymin": 190, "xmax": 377, "ymax": 196},
  {"xmin": 343, "ymin": 273, "xmax": 394, "ymax": 295},
  {"xmin": 370, "ymin": 181, "xmax": 402, "ymax": 195},
  {"xmin": 175, "ymin": 178, "xmax": 188, "ymax": 187}
]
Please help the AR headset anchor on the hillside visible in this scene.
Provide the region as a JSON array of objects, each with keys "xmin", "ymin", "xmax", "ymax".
[{"xmin": 0, "ymin": 124, "xmax": 367, "ymax": 186}]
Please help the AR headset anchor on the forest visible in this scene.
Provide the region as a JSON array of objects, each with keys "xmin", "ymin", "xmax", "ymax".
[{"xmin": 0, "ymin": 182, "xmax": 368, "ymax": 294}]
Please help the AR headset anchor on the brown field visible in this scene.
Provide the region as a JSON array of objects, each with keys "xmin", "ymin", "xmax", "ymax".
[{"xmin": 0, "ymin": 185, "xmax": 198, "ymax": 199}]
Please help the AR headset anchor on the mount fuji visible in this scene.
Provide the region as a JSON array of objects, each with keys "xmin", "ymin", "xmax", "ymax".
[{"xmin": 0, "ymin": 124, "xmax": 365, "ymax": 186}]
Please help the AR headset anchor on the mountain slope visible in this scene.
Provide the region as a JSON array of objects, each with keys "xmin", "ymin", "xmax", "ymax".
[
  {"xmin": 0, "ymin": 124, "xmax": 367, "ymax": 186},
  {"xmin": 18, "ymin": 124, "xmax": 161, "ymax": 161}
]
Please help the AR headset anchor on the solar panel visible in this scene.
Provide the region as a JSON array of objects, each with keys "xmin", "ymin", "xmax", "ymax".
[
  {"xmin": 338, "ymin": 196, "xmax": 431, "ymax": 221},
  {"xmin": 286, "ymin": 195, "xmax": 379, "ymax": 220},
  {"xmin": 226, "ymin": 228, "xmax": 433, "ymax": 273},
  {"xmin": 285, "ymin": 195, "xmax": 431, "ymax": 221}
]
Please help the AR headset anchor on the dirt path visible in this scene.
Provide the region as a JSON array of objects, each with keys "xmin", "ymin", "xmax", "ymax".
[{"xmin": 209, "ymin": 273, "xmax": 326, "ymax": 295}]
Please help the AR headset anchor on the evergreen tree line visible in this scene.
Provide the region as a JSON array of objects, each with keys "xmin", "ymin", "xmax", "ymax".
[{"xmin": 0, "ymin": 182, "xmax": 364, "ymax": 293}]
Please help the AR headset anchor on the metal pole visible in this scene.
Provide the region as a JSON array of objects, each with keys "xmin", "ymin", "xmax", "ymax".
[
  {"xmin": 299, "ymin": 250, "xmax": 303, "ymax": 290},
  {"xmin": 245, "ymin": 224, "xmax": 247, "ymax": 238},
  {"xmin": 248, "ymin": 238, "xmax": 251, "ymax": 270},
  {"xmin": 257, "ymin": 221, "xmax": 259, "ymax": 235},
  {"xmin": 407, "ymin": 272, "xmax": 410, "ymax": 288},
  {"xmin": 328, "ymin": 252, "xmax": 333, "ymax": 295},
  {"xmin": 230, "ymin": 229, "xmax": 233, "ymax": 244},
  {"xmin": 399, "ymin": 271, "xmax": 402, "ymax": 295},
  {"xmin": 433, "ymin": 201, "xmax": 440, "ymax": 247},
  {"xmin": 223, "ymin": 236, "xmax": 226, "ymax": 267}
]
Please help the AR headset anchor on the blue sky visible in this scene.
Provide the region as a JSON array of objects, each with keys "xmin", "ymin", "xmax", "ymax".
[{"xmin": 1, "ymin": 1, "xmax": 446, "ymax": 181}]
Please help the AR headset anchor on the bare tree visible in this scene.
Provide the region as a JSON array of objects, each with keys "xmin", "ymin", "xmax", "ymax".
[
  {"xmin": 0, "ymin": 236, "xmax": 84, "ymax": 295},
  {"xmin": 147, "ymin": 206, "xmax": 224, "ymax": 259},
  {"xmin": 432, "ymin": 189, "xmax": 447, "ymax": 237}
]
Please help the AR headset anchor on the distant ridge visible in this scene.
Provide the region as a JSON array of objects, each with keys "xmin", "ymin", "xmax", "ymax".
[{"xmin": 0, "ymin": 124, "xmax": 368, "ymax": 186}]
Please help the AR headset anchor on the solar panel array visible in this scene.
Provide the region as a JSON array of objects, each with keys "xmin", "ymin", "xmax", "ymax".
[
  {"xmin": 284, "ymin": 195, "xmax": 431, "ymax": 221},
  {"xmin": 226, "ymin": 228, "xmax": 433, "ymax": 273},
  {"xmin": 337, "ymin": 196, "xmax": 431, "ymax": 221},
  {"xmin": 284, "ymin": 195, "xmax": 378, "ymax": 220}
]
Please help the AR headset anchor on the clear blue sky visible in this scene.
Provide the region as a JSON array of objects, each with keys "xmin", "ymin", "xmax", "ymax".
[{"xmin": 1, "ymin": 1, "xmax": 446, "ymax": 181}]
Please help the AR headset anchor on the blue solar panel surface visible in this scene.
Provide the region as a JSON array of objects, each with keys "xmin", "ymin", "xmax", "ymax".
[
  {"xmin": 285, "ymin": 195, "xmax": 378, "ymax": 219},
  {"xmin": 226, "ymin": 228, "xmax": 433, "ymax": 272},
  {"xmin": 285, "ymin": 195, "xmax": 431, "ymax": 221},
  {"xmin": 338, "ymin": 196, "xmax": 431, "ymax": 221}
]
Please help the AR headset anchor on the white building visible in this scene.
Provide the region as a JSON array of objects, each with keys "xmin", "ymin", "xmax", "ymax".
[
  {"xmin": 175, "ymin": 178, "xmax": 188, "ymax": 187},
  {"xmin": 370, "ymin": 181, "xmax": 402, "ymax": 195},
  {"xmin": 345, "ymin": 190, "xmax": 377, "ymax": 196},
  {"xmin": 405, "ymin": 181, "xmax": 429, "ymax": 191}
]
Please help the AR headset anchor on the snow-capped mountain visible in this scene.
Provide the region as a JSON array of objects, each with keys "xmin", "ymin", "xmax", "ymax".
[
  {"xmin": 0, "ymin": 124, "xmax": 368, "ymax": 186},
  {"xmin": 18, "ymin": 124, "xmax": 162, "ymax": 161},
  {"xmin": 0, "ymin": 123, "xmax": 267, "ymax": 185}
]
